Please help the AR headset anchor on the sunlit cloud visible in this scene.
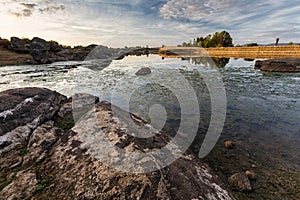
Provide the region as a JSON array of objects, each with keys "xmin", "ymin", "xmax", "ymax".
[{"xmin": 0, "ymin": 0, "xmax": 65, "ymax": 17}]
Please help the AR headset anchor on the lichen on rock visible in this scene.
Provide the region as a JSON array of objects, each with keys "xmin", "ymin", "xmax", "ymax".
[{"xmin": 0, "ymin": 87, "xmax": 233, "ymax": 199}]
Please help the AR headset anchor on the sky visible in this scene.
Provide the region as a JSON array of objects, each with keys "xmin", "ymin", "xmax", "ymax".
[{"xmin": 0, "ymin": 0, "xmax": 300, "ymax": 47}]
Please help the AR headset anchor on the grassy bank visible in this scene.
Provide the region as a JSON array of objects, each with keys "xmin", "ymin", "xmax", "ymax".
[
  {"xmin": 0, "ymin": 47, "xmax": 35, "ymax": 67},
  {"xmin": 159, "ymin": 46, "xmax": 300, "ymax": 59}
]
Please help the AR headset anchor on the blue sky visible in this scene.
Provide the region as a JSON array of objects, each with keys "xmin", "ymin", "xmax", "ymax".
[{"xmin": 0, "ymin": 0, "xmax": 300, "ymax": 47}]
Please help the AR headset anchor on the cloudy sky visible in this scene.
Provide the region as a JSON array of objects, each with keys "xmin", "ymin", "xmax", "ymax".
[{"xmin": 0, "ymin": 0, "xmax": 299, "ymax": 47}]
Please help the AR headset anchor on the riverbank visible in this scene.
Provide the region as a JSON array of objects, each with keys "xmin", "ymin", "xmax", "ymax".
[
  {"xmin": 0, "ymin": 47, "xmax": 36, "ymax": 66},
  {"xmin": 0, "ymin": 56, "xmax": 299, "ymax": 199},
  {"xmin": 159, "ymin": 46, "xmax": 300, "ymax": 59},
  {"xmin": 0, "ymin": 37, "xmax": 159, "ymax": 67}
]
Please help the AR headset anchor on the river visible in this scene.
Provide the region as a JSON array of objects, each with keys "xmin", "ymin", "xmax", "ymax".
[{"xmin": 0, "ymin": 55, "xmax": 299, "ymax": 199}]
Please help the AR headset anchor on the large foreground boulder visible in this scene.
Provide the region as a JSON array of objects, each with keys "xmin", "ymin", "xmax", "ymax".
[
  {"xmin": 255, "ymin": 58, "xmax": 300, "ymax": 72},
  {"xmin": 0, "ymin": 88, "xmax": 233, "ymax": 200},
  {"xmin": 0, "ymin": 87, "xmax": 67, "ymax": 151}
]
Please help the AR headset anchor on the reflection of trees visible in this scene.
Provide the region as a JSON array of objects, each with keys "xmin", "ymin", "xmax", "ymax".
[{"xmin": 184, "ymin": 57, "xmax": 230, "ymax": 68}]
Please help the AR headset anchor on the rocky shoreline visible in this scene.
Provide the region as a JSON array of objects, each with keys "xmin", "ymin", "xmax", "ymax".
[
  {"xmin": 0, "ymin": 87, "xmax": 233, "ymax": 199},
  {"xmin": 255, "ymin": 58, "xmax": 300, "ymax": 72},
  {"xmin": 0, "ymin": 37, "xmax": 159, "ymax": 66}
]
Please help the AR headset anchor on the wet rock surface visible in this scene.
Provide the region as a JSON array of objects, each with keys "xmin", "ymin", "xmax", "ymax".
[
  {"xmin": 135, "ymin": 67, "xmax": 152, "ymax": 76},
  {"xmin": 224, "ymin": 141, "xmax": 235, "ymax": 149},
  {"xmin": 228, "ymin": 172, "xmax": 252, "ymax": 192},
  {"xmin": 0, "ymin": 87, "xmax": 233, "ymax": 200},
  {"xmin": 255, "ymin": 58, "xmax": 300, "ymax": 72}
]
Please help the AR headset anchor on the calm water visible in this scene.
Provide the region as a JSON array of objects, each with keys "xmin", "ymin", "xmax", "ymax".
[{"xmin": 0, "ymin": 55, "xmax": 299, "ymax": 198}]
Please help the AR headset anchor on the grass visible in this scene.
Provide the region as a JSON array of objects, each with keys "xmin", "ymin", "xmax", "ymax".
[
  {"xmin": 19, "ymin": 147, "xmax": 28, "ymax": 156},
  {"xmin": 0, "ymin": 47, "xmax": 34, "ymax": 67},
  {"xmin": 159, "ymin": 46, "xmax": 300, "ymax": 59},
  {"xmin": 53, "ymin": 112, "xmax": 75, "ymax": 131},
  {"xmin": 36, "ymin": 179, "xmax": 49, "ymax": 193}
]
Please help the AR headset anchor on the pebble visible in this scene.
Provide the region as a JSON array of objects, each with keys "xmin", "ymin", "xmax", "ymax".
[
  {"xmin": 224, "ymin": 141, "xmax": 235, "ymax": 149},
  {"xmin": 251, "ymin": 164, "xmax": 257, "ymax": 168},
  {"xmin": 245, "ymin": 170, "xmax": 256, "ymax": 180}
]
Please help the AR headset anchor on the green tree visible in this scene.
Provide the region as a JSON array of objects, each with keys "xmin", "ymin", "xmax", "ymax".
[
  {"xmin": 220, "ymin": 31, "xmax": 233, "ymax": 47},
  {"xmin": 203, "ymin": 35, "xmax": 211, "ymax": 48},
  {"xmin": 210, "ymin": 32, "xmax": 218, "ymax": 47},
  {"xmin": 182, "ymin": 30, "xmax": 233, "ymax": 48}
]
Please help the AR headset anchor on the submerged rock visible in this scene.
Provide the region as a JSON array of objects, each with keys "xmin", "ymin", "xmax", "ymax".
[
  {"xmin": 135, "ymin": 67, "xmax": 152, "ymax": 76},
  {"xmin": 245, "ymin": 170, "xmax": 256, "ymax": 180},
  {"xmin": 255, "ymin": 58, "xmax": 300, "ymax": 72},
  {"xmin": 0, "ymin": 87, "xmax": 233, "ymax": 200},
  {"xmin": 224, "ymin": 141, "xmax": 235, "ymax": 149},
  {"xmin": 228, "ymin": 172, "xmax": 252, "ymax": 192}
]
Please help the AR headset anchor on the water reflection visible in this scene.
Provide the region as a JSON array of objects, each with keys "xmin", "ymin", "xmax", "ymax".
[
  {"xmin": 184, "ymin": 57, "xmax": 230, "ymax": 68},
  {"xmin": 160, "ymin": 56, "xmax": 230, "ymax": 68}
]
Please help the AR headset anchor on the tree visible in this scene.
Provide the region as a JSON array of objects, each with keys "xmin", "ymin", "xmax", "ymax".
[
  {"xmin": 203, "ymin": 35, "xmax": 211, "ymax": 48},
  {"xmin": 181, "ymin": 30, "xmax": 233, "ymax": 48},
  {"xmin": 220, "ymin": 31, "xmax": 233, "ymax": 47},
  {"xmin": 210, "ymin": 32, "xmax": 218, "ymax": 47},
  {"xmin": 197, "ymin": 37, "xmax": 204, "ymax": 47},
  {"xmin": 276, "ymin": 38, "xmax": 280, "ymax": 46}
]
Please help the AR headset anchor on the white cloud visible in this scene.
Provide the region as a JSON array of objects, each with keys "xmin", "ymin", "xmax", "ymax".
[
  {"xmin": 0, "ymin": 0, "xmax": 299, "ymax": 46},
  {"xmin": 159, "ymin": 0, "xmax": 300, "ymax": 44},
  {"xmin": 0, "ymin": 0, "xmax": 64, "ymax": 17}
]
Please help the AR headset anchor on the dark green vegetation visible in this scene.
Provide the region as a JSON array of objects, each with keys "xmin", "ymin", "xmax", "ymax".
[
  {"xmin": 180, "ymin": 30, "xmax": 233, "ymax": 48},
  {"xmin": 246, "ymin": 43, "xmax": 258, "ymax": 47}
]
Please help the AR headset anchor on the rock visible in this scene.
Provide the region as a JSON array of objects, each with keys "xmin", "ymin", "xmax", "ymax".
[
  {"xmin": 255, "ymin": 58, "xmax": 300, "ymax": 72},
  {"xmin": 224, "ymin": 141, "xmax": 234, "ymax": 149},
  {"xmin": 30, "ymin": 50, "xmax": 50, "ymax": 64},
  {"xmin": 29, "ymin": 37, "xmax": 51, "ymax": 64},
  {"xmin": 30, "ymin": 37, "xmax": 51, "ymax": 51},
  {"xmin": 228, "ymin": 172, "xmax": 252, "ymax": 192},
  {"xmin": 245, "ymin": 170, "xmax": 256, "ymax": 180},
  {"xmin": 37, "ymin": 101, "xmax": 233, "ymax": 199},
  {"xmin": 57, "ymin": 101, "xmax": 72, "ymax": 118},
  {"xmin": 54, "ymin": 46, "xmax": 95, "ymax": 62},
  {"xmin": 0, "ymin": 87, "xmax": 67, "ymax": 152},
  {"xmin": 72, "ymin": 93, "xmax": 99, "ymax": 122},
  {"xmin": 135, "ymin": 67, "xmax": 152, "ymax": 76},
  {"xmin": 10, "ymin": 37, "xmax": 30, "ymax": 53},
  {"xmin": 23, "ymin": 121, "xmax": 63, "ymax": 164},
  {"xmin": 0, "ymin": 88, "xmax": 234, "ymax": 200},
  {"xmin": 49, "ymin": 41, "xmax": 63, "ymax": 52},
  {"xmin": 0, "ymin": 171, "xmax": 38, "ymax": 199},
  {"xmin": 251, "ymin": 164, "xmax": 257, "ymax": 168}
]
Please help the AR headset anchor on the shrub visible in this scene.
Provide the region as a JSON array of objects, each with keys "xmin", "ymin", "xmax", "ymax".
[
  {"xmin": 246, "ymin": 43, "xmax": 258, "ymax": 47},
  {"xmin": 0, "ymin": 38, "xmax": 11, "ymax": 48}
]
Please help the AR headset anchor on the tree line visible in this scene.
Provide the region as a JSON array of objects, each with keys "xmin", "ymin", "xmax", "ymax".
[{"xmin": 179, "ymin": 31, "xmax": 233, "ymax": 48}]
